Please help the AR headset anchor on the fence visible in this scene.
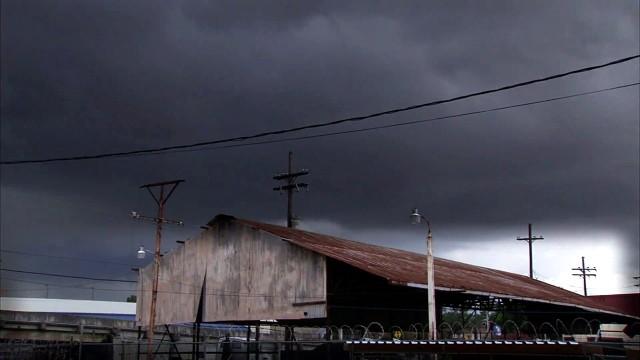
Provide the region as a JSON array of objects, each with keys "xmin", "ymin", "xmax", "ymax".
[
  {"xmin": 2, "ymin": 339, "xmax": 638, "ymax": 360},
  {"xmin": 2, "ymin": 318, "xmax": 638, "ymax": 359}
]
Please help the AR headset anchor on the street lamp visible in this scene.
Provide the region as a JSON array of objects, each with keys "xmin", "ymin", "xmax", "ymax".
[
  {"xmin": 137, "ymin": 245, "xmax": 167, "ymax": 259},
  {"xmin": 410, "ymin": 208, "xmax": 437, "ymax": 340},
  {"xmin": 137, "ymin": 245, "xmax": 150, "ymax": 259}
]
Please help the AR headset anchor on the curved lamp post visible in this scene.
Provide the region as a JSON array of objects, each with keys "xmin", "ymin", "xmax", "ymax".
[{"xmin": 410, "ymin": 208, "xmax": 437, "ymax": 340}]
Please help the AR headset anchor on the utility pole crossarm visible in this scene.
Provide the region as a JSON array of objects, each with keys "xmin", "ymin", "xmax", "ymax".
[
  {"xmin": 517, "ymin": 236, "xmax": 544, "ymax": 241},
  {"xmin": 273, "ymin": 170, "xmax": 309, "ymax": 180},
  {"xmin": 272, "ymin": 183, "xmax": 309, "ymax": 192},
  {"xmin": 130, "ymin": 212, "xmax": 184, "ymax": 225},
  {"xmin": 140, "ymin": 179, "xmax": 184, "ymax": 205},
  {"xmin": 139, "ymin": 179, "xmax": 185, "ymax": 188},
  {"xmin": 516, "ymin": 224, "xmax": 544, "ymax": 279},
  {"xmin": 273, "ymin": 152, "xmax": 310, "ymax": 228}
]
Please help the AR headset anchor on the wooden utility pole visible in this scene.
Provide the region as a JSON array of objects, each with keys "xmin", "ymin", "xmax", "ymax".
[
  {"xmin": 273, "ymin": 152, "xmax": 309, "ymax": 228},
  {"xmin": 132, "ymin": 179, "xmax": 184, "ymax": 360},
  {"xmin": 517, "ymin": 224, "xmax": 544, "ymax": 278},
  {"xmin": 572, "ymin": 256, "xmax": 596, "ymax": 296}
]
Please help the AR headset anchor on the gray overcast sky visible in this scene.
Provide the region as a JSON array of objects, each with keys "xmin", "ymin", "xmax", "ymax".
[{"xmin": 1, "ymin": 1, "xmax": 638, "ymax": 301}]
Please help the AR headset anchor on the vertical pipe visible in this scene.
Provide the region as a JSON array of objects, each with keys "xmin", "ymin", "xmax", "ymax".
[
  {"xmin": 284, "ymin": 326, "xmax": 292, "ymax": 354},
  {"xmin": 486, "ymin": 312, "xmax": 490, "ymax": 337},
  {"xmin": 426, "ymin": 229, "xmax": 436, "ymax": 340},
  {"xmin": 196, "ymin": 322, "xmax": 201, "ymax": 358},
  {"xmin": 78, "ymin": 325, "xmax": 83, "ymax": 360},
  {"xmin": 137, "ymin": 326, "xmax": 141, "ymax": 360},
  {"xmin": 292, "ymin": 327, "xmax": 298, "ymax": 360},
  {"xmin": 246, "ymin": 326, "xmax": 251, "ymax": 360},
  {"xmin": 192, "ymin": 323, "xmax": 196, "ymax": 358},
  {"xmin": 255, "ymin": 324, "xmax": 260, "ymax": 359}
]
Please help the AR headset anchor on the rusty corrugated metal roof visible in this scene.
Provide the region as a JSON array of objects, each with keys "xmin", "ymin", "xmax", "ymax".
[
  {"xmin": 227, "ymin": 216, "xmax": 635, "ymax": 318},
  {"xmin": 588, "ymin": 293, "xmax": 640, "ymax": 317}
]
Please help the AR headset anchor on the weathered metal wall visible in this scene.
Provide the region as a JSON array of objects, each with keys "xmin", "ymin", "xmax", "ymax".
[
  {"xmin": 137, "ymin": 229, "xmax": 206, "ymax": 325},
  {"xmin": 203, "ymin": 218, "xmax": 326, "ymax": 322},
  {"xmin": 137, "ymin": 216, "xmax": 326, "ymax": 326}
]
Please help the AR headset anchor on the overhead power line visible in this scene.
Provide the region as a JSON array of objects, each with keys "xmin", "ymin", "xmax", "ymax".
[
  {"xmin": 6, "ymin": 274, "xmax": 629, "ymax": 304},
  {"xmin": 2, "ymin": 55, "xmax": 637, "ymax": 165},
  {"xmin": 127, "ymin": 82, "xmax": 640, "ymax": 156},
  {"xmin": 0, "ymin": 276, "xmax": 322, "ymax": 299},
  {"xmin": 4, "ymin": 82, "xmax": 638, "ymax": 163},
  {"xmin": 0, "ymin": 249, "xmax": 137, "ymax": 267},
  {"xmin": 0, "ymin": 268, "xmax": 137, "ymax": 283},
  {"xmin": 0, "ymin": 276, "xmax": 134, "ymax": 290},
  {"xmin": 4, "ymin": 270, "xmax": 633, "ymax": 304}
]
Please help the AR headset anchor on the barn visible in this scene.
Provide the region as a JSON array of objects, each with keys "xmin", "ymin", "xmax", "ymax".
[{"xmin": 136, "ymin": 214, "xmax": 636, "ymax": 336}]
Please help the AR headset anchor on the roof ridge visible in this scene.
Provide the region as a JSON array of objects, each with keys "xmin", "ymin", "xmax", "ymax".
[{"xmin": 237, "ymin": 216, "xmax": 422, "ymax": 254}]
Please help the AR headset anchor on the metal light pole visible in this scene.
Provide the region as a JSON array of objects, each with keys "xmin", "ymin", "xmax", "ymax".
[{"xmin": 410, "ymin": 208, "xmax": 437, "ymax": 340}]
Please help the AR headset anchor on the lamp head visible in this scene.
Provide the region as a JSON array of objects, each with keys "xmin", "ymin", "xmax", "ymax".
[
  {"xmin": 410, "ymin": 208, "xmax": 422, "ymax": 225},
  {"xmin": 137, "ymin": 245, "xmax": 146, "ymax": 259}
]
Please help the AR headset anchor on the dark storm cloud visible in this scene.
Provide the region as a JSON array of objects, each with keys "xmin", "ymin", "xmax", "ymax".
[{"xmin": 1, "ymin": 1, "xmax": 638, "ymax": 298}]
